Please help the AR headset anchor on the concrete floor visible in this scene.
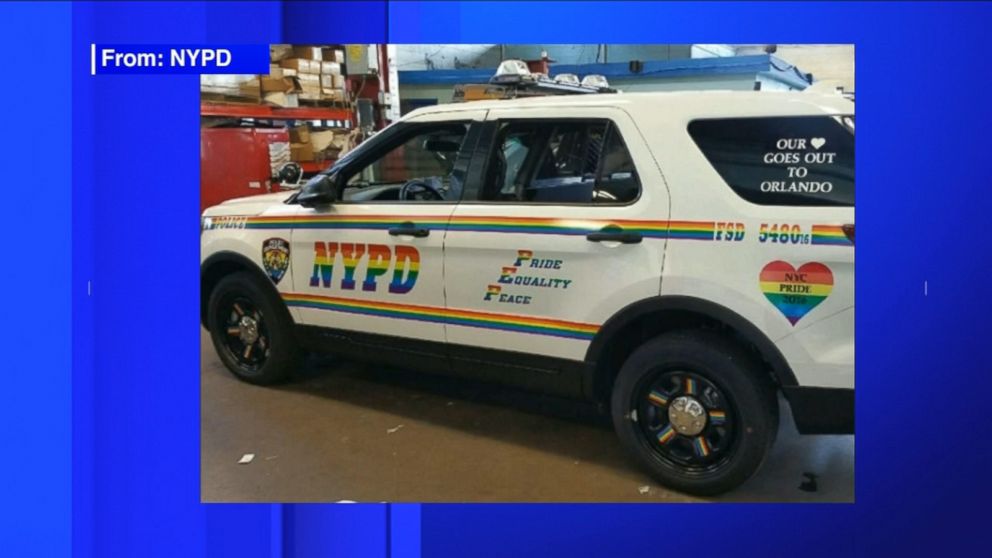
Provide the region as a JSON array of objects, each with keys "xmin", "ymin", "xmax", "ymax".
[{"xmin": 202, "ymin": 329, "xmax": 853, "ymax": 502}]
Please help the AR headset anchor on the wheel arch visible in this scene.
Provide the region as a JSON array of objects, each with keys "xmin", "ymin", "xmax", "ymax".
[
  {"xmin": 201, "ymin": 251, "xmax": 287, "ymax": 328},
  {"xmin": 583, "ymin": 296, "xmax": 797, "ymax": 403}
]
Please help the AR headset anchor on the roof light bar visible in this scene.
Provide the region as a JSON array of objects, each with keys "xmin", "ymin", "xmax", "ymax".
[
  {"xmin": 581, "ymin": 74, "xmax": 610, "ymax": 89},
  {"xmin": 491, "ymin": 59, "xmax": 534, "ymax": 84}
]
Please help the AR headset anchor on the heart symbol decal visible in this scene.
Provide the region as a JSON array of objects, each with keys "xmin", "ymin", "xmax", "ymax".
[
  {"xmin": 759, "ymin": 261, "xmax": 833, "ymax": 325},
  {"xmin": 810, "ymin": 137, "xmax": 826, "ymax": 150}
]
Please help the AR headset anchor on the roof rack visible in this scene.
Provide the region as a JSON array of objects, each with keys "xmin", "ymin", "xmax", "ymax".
[{"xmin": 452, "ymin": 59, "xmax": 617, "ymax": 103}]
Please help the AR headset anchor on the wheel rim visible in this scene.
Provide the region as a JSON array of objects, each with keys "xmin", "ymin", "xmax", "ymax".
[
  {"xmin": 218, "ymin": 296, "xmax": 270, "ymax": 371},
  {"xmin": 633, "ymin": 369, "xmax": 738, "ymax": 474}
]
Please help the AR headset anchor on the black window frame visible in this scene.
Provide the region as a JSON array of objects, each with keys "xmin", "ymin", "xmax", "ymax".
[{"xmin": 462, "ymin": 117, "xmax": 643, "ymax": 206}]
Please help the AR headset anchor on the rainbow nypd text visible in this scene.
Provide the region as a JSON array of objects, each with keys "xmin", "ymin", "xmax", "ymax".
[
  {"xmin": 282, "ymin": 293, "xmax": 599, "ymax": 340},
  {"xmin": 310, "ymin": 242, "xmax": 419, "ymax": 294}
]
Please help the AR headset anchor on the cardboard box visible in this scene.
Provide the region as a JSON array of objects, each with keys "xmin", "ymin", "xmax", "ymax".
[
  {"xmin": 281, "ymin": 68, "xmax": 297, "ymax": 77},
  {"xmin": 289, "ymin": 125, "xmax": 310, "ymax": 144},
  {"xmin": 321, "ymin": 90, "xmax": 346, "ymax": 103},
  {"xmin": 263, "ymin": 92, "xmax": 298, "ymax": 108},
  {"xmin": 321, "ymin": 48, "xmax": 345, "ymax": 64},
  {"xmin": 320, "ymin": 61, "xmax": 342, "ymax": 75},
  {"xmin": 295, "ymin": 74, "xmax": 322, "ymax": 95},
  {"xmin": 237, "ymin": 79, "xmax": 261, "ymax": 98},
  {"xmin": 280, "ymin": 58, "xmax": 319, "ymax": 74},
  {"xmin": 269, "ymin": 44, "xmax": 293, "ymax": 62},
  {"xmin": 321, "ymin": 74, "xmax": 346, "ymax": 89},
  {"xmin": 311, "ymin": 130, "xmax": 346, "ymax": 162},
  {"xmin": 260, "ymin": 76, "xmax": 299, "ymax": 94},
  {"xmin": 290, "ymin": 142, "xmax": 315, "ymax": 162},
  {"xmin": 298, "ymin": 91, "xmax": 322, "ymax": 101},
  {"xmin": 268, "ymin": 64, "xmax": 284, "ymax": 78},
  {"xmin": 292, "ymin": 46, "xmax": 322, "ymax": 61},
  {"xmin": 309, "ymin": 130, "xmax": 337, "ymax": 152}
]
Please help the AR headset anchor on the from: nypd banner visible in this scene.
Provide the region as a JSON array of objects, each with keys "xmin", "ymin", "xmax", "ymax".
[{"xmin": 91, "ymin": 44, "xmax": 269, "ymax": 75}]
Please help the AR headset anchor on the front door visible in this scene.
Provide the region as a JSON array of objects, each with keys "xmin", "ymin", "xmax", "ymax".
[{"xmin": 286, "ymin": 110, "xmax": 487, "ymax": 346}]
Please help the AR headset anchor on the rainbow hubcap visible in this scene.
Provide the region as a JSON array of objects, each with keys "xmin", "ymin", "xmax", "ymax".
[
  {"xmin": 220, "ymin": 297, "xmax": 269, "ymax": 369},
  {"xmin": 637, "ymin": 371, "xmax": 735, "ymax": 468},
  {"xmin": 668, "ymin": 396, "xmax": 707, "ymax": 436}
]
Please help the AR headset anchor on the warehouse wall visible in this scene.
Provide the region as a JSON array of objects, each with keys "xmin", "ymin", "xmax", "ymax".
[
  {"xmin": 503, "ymin": 44, "xmax": 734, "ymax": 63},
  {"xmin": 398, "ymin": 73, "xmax": 764, "ymax": 108},
  {"xmin": 395, "ymin": 44, "xmax": 735, "ymax": 70},
  {"xmin": 737, "ymin": 44, "xmax": 854, "ymax": 91},
  {"xmin": 396, "ymin": 44, "xmax": 501, "ymax": 70},
  {"xmin": 611, "ymin": 74, "xmax": 764, "ymax": 92},
  {"xmin": 400, "ymin": 83, "xmax": 461, "ymax": 105}
]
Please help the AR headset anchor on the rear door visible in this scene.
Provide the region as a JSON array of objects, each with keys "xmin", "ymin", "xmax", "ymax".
[{"xmin": 442, "ymin": 106, "xmax": 669, "ymax": 365}]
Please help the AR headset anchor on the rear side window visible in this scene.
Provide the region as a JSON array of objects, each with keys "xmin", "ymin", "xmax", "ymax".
[
  {"xmin": 688, "ymin": 116, "xmax": 854, "ymax": 206},
  {"xmin": 480, "ymin": 119, "xmax": 640, "ymax": 204}
]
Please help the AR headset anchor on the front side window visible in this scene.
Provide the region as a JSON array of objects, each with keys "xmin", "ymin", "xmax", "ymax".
[
  {"xmin": 480, "ymin": 119, "xmax": 640, "ymax": 204},
  {"xmin": 341, "ymin": 122, "xmax": 469, "ymax": 202},
  {"xmin": 688, "ymin": 116, "xmax": 854, "ymax": 207}
]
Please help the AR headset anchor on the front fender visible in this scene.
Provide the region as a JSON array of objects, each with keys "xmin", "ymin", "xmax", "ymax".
[{"xmin": 200, "ymin": 250, "xmax": 293, "ymax": 328}]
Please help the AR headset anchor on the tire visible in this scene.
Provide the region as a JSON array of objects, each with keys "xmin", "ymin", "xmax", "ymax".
[
  {"xmin": 610, "ymin": 331, "xmax": 778, "ymax": 496},
  {"xmin": 207, "ymin": 271, "xmax": 300, "ymax": 385}
]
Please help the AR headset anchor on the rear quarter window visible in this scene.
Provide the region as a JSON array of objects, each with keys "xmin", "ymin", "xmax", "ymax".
[{"xmin": 688, "ymin": 116, "xmax": 854, "ymax": 207}]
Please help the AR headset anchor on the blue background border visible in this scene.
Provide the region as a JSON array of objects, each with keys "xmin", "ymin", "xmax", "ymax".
[{"xmin": 2, "ymin": 1, "xmax": 990, "ymax": 556}]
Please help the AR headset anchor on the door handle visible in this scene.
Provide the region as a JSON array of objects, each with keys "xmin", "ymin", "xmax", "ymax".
[
  {"xmin": 388, "ymin": 221, "xmax": 430, "ymax": 238},
  {"xmin": 586, "ymin": 227, "xmax": 642, "ymax": 244}
]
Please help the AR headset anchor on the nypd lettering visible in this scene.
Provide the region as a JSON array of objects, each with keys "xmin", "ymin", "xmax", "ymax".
[{"xmin": 310, "ymin": 242, "xmax": 419, "ymax": 294}]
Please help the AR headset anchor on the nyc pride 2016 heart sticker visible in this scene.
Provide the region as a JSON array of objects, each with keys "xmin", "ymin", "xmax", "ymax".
[{"xmin": 759, "ymin": 261, "xmax": 833, "ymax": 325}]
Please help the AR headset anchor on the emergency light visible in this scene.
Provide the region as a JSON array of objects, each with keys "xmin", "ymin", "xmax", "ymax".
[
  {"xmin": 491, "ymin": 59, "xmax": 535, "ymax": 84},
  {"xmin": 581, "ymin": 74, "xmax": 610, "ymax": 89}
]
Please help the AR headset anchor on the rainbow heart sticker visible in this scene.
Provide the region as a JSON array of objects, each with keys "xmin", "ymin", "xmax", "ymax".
[{"xmin": 759, "ymin": 261, "xmax": 833, "ymax": 325}]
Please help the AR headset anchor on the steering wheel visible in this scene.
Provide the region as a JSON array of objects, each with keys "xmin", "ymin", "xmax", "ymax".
[{"xmin": 399, "ymin": 179, "xmax": 445, "ymax": 201}]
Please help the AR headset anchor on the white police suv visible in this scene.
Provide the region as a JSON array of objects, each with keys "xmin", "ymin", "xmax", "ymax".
[{"xmin": 201, "ymin": 89, "xmax": 854, "ymax": 495}]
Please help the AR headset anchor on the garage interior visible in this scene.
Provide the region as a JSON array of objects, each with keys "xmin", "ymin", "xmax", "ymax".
[{"xmin": 200, "ymin": 44, "xmax": 854, "ymax": 502}]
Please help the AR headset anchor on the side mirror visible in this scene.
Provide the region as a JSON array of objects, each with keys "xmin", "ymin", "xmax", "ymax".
[{"xmin": 296, "ymin": 174, "xmax": 338, "ymax": 208}]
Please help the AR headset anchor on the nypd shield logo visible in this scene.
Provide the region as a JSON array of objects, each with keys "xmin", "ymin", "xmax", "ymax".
[{"xmin": 262, "ymin": 238, "xmax": 290, "ymax": 284}]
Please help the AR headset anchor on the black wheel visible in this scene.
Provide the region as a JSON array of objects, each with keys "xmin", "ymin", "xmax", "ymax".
[
  {"xmin": 207, "ymin": 271, "xmax": 300, "ymax": 385},
  {"xmin": 611, "ymin": 331, "xmax": 778, "ymax": 496}
]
